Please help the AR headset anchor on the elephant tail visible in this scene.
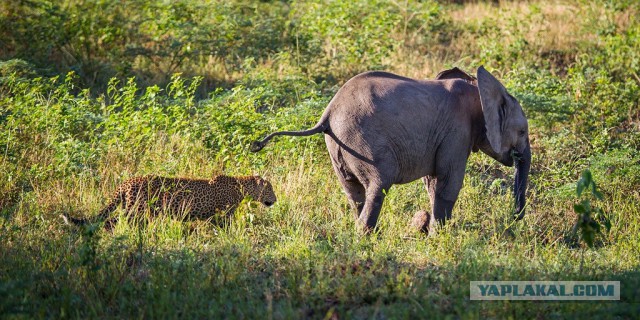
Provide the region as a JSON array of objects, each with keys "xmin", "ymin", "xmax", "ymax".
[{"xmin": 250, "ymin": 112, "xmax": 330, "ymax": 152}]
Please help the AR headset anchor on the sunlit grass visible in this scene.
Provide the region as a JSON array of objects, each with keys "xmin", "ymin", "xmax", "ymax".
[
  {"xmin": 2, "ymin": 137, "xmax": 638, "ymax": 317},
  {"xmin": 1, "ymin": 0, "xmax": 639, "ymax": 318}
]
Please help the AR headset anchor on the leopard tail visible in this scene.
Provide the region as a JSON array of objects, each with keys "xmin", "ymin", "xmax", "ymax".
[{"xmin": 61, "ymin": 190, "xmax": 123, "ymax": 226}]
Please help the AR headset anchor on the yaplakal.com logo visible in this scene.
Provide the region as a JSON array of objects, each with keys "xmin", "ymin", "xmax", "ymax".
[{"xmin": 470, "ymin": 281, "xmax": 620, "ymax": 300}]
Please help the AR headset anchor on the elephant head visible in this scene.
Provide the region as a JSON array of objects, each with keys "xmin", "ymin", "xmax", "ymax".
[{"xmin": 476, "ymin": 66, "xmax": 531, "ymax": 219}]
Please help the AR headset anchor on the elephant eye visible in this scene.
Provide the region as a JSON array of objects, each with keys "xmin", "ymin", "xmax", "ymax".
[{"xmin": 519, "ymin": 129, "xmax": 526, "ymax": 136}]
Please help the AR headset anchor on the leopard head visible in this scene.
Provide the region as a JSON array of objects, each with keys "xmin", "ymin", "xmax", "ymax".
[{"xmin": 247, "ymin": 176, "xmax": 276, "ymax": 207}]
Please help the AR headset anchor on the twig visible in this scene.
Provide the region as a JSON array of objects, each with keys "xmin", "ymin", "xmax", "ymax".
[{"xmin": 632, "ymin": 72, "xmax": 640, "ymax": 85}]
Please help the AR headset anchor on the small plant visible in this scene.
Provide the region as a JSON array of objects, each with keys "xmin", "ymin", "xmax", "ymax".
[
  {"xmin": 77, "ymin": 223, "xmax": 102, "ymax": 271},
  {"xmin": 572, "ymin": 169, "xmax": 611, "ymax": 248}
]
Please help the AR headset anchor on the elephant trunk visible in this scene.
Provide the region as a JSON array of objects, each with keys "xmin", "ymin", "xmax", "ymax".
[{"xmin": 513, "ymin": 140, "xmax": 531, "ymax": 220}]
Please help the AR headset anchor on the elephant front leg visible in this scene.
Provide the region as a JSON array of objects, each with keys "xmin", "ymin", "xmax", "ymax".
[
  {"xmin": 422, "ymin": 172, "xmax": 464, "ymax": 233},
  {"xmin": 431, "ymin": 192, "xmax": 456, "ymax": 226}
]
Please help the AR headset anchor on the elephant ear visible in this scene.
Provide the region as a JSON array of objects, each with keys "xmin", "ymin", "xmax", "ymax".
[
  {"xmin": 477, "ymin": 66, "xmax": 507, "ymax": 154},
  {"xmin": 435, "ymin": 67, "xmax": 477, "ymax": 85}
]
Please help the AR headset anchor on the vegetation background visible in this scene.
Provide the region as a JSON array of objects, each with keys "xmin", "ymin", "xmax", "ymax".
[{"xmin": 1, "ymin": 0, "xmax": 639, "ymax": 318}]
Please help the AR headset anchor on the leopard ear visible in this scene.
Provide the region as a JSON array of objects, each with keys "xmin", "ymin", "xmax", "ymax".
[{"xmin": 252, "ymin": 173, "xmax": 265, "ymax": 182}]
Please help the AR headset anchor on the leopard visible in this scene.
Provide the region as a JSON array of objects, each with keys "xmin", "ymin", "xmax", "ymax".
[{"xmin": 62, "ymin": 175, "xmax": 276, "ymax": 229}]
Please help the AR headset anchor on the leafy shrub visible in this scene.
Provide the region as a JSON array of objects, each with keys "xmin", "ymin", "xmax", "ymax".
[
  {"xmin": 0, "ymin": 0, "xmax": 295, "ymax": 90},
  {"xmin": 507, "ymin": 67, "xmax": 575, "ymax": 129},
  {"xmin": 292, "ymin": 0, "xmax": 445, "ymax": 81},
  {"xmin": 0, "ymin": 59, "xmax": 38, "ymax": 82},
  {"xmin": 566, "ymin": 24, "xmax": 640, "ymax": 133},
  {"xmin": 572, "ymin": 169, "xmax": 611, "ymax": 248},
  {"xmin": 1, "ymin": 1, "xmax": 640, "ymax": 318}
]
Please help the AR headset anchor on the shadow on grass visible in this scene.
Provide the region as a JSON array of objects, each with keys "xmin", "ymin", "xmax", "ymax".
[{"xmin": 1, "ymin": 223, "xmax": 639, "ymax": 319}]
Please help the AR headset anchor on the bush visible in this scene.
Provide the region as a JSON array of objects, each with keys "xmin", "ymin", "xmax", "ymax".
[{"xmin": 292, "ymin": 0, "xmax": 445, "ymax": 81}]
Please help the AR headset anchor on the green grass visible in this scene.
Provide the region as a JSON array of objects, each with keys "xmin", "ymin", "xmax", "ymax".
[{"xmin": 1, "ymin": 0, "xmax": 640, "ymax": 318}]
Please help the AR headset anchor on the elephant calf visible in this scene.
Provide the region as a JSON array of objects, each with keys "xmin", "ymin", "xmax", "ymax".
[{"xmin": 252, "ymin": 66, "xmax": 531, "ymax": 233}]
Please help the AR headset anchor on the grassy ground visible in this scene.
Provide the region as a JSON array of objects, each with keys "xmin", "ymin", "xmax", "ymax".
[{"xmin": 1, "ymin": 0, "xmax": 640, "ymax": 318}]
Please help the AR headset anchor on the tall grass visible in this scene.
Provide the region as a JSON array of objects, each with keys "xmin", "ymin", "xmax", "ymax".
[{"xmin": 1, "ymin": 0, "xmax": 639, "ymax": 318}]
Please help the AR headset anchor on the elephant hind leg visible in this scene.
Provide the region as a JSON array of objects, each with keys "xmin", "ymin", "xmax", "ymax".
[
  {"xmin": 331, "ymin": 154, "xmax": 392, "ymax": 232},
  {"xmin": 327, "ymin": 144, "xmax": 366, "ymax": 218},
  {"xmin": 339, "ymin": 179, "xmax": 366, "ymax": 219},
  {"xmin": 357, "ymin": 183, "xmax": 391, "ymax": 233}
]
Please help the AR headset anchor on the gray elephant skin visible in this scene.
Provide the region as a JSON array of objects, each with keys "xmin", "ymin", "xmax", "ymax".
[{"xmin": 251, "ymin": 66, "xmax": 531, "ymax": 233}]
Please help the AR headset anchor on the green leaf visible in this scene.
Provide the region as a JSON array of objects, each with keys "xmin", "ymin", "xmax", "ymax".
[
  {"xmin": 577, "ymin": 169, "xmax": 593, "ymax": 197},
  {"xmin": 592, "ymin": 186, "xmax": 604, "ymax": 200},
  {"xmin": 582, "ymin": 228, "xmax": 595, "ymax": 248},
  {"xmin": 582, "ymin": 169, "xmax": 593, "ymax": 183},
  {"xmin": 576, "ymin": 183, "xmax": 585, "ymax": 197}
]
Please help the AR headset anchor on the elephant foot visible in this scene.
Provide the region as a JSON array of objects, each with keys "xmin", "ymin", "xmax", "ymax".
[
  {"xmin": 411, "ymin": 210, "xmax": 430, "ymax": 233},
  {"xmin": 356, "ymin": 219, "xmax": 376, "ymax": 235}
]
